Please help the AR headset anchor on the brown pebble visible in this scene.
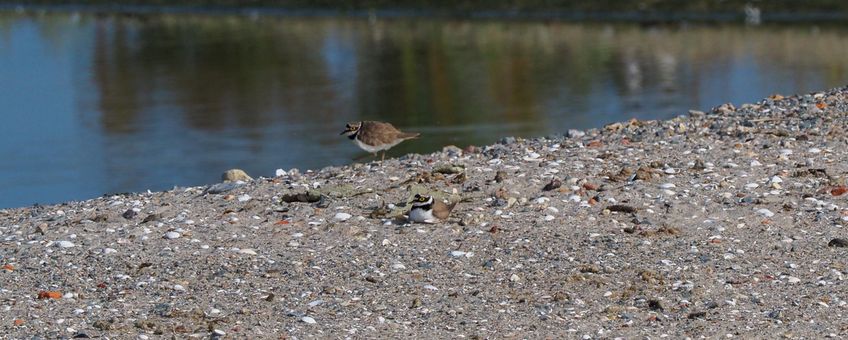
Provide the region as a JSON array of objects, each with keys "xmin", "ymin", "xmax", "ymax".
[
  {"xmin": 687, "ymin": 311, "xmax": 706, "ymax": 319},
  {"xmin": 607, "ymin": 205, "xmax": 636, "ymax": 213},
  {"xmin": 635, "ymin": 167, "xmax": 654, "ymax": 181},
  {"xmin": 494, "ymin": 171, "xmax": 507, "ymax": 183},
  {"xmin": 222, "ymin": 169, "xmax": 253, "ymax": 182},
  {"xmin": 648, "ymin": 299, "xmax": 663, "ymax": 311},
  {"xmin": 122, "ymin": 209, "xmax": 137, "ymax": 220},
  {"xmin": 828, "ymin": 238, "xmax": 848, "ymax": 247},
  {"xmin": 141, "ymin": 213, "xmax": 161, "ymax": 224},
  {"xmin": 542, "ymin": 178, "xmax": 562, "ymax": 191}
]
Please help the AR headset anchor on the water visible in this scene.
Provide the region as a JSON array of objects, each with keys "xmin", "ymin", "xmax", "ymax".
[{"xmin": 1, "ymin": 12, "xmax": 847, "ymax": 208}]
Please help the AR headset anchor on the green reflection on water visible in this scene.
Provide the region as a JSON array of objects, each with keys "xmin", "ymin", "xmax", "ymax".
[{"xmin": 1, "ymin": 11, "xmax": 848, "ymax": 208}]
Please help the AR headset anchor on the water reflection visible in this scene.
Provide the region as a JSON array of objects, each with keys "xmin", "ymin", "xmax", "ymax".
[{"xmin": 0, "ymin": 12, "xmax": 847, "ymax": 208}]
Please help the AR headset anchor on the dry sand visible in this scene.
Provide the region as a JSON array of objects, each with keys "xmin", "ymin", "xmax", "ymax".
[{"xmin": 2, "ymin": 87, "xmax": 848, "ymax": 339}]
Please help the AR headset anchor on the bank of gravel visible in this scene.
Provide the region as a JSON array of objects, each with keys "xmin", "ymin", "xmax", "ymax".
[{"xmin": 2, "ymin": 87, "xmax": 848, "ymax": 339}]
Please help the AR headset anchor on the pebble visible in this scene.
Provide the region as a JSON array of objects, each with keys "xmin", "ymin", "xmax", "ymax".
[
  {"xmin": 2, "ymin": 89, "xmax": 846, "ymax": 338},
  {"xmin": 828, "ymin": 238, "xmax": 848, "ymax": 247},
  {"xmin": 450, "ymin": 251, "xmax": 467, "ymax": 258},
  {"xmin": 334, "ymin": 212, "xmax": 352, "ymax": 221},
  {"xmin": 566, "ymin": 129, "xmax": 585, "ymax": 138},
  {"xmin": 222, "ymin": 169, "xmax": 253, "ymax": 182},
  {"xmin": 238, "ymin": 248, "xmax": 257, "ymax": 255},
  {"xmin": 275, "ymin": 168, "xmax": 287, "ymax": 177},
  {"xmin": 756, "ymin": 209, "xmax": 775, "ymax": 217},
  {"xmin": 56, "ymin": 241, "xmax": 75, "ymax": 248}
]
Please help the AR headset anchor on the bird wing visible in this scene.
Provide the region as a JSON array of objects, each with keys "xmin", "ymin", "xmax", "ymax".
[
  {"xmin": 433, "ymin": 200, "xmax": 457, "ymax": 220},
  {"xmin": 360, "ymin": 121, "xmax": 419, "ymax": 144}
]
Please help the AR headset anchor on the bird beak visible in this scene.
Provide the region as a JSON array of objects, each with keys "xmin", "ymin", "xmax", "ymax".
[{"xmin": 339, "ymin": 129, "xmax": 350, "ymax": 135}]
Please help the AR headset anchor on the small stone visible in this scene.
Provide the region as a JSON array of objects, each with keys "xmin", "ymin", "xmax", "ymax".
[
  {"xmin": 828, "ymin": 238, "xmax": 848, "ymax": 247},
  {"xmin": 173, "ymin": 284, "xmax": 186, "ymax": 291},
  {"xmin": 164, "ymin": 232, "xmax": 181, "ymax": 239},
  {"xmin": 275, "ymin": 168, "xmax": 287, "ymax": 177},
  {"xmin": 566, "ymin": 129, "xmax": 585, "ymax": 138},
  {"xmin": 334, "ymin": 212, "xmax": 352, "ymax": 221},
  {"xmin": 237, "ymin": 194, "xmax": 251, "ymax": 202},
  {"xmin": 660, "ymin": 183, "xmax": 676, "ymax": 189},
  {"xmin": 449, "ymin": 251, "xmax": 467, "ymax": 258},
  {"xmin": 787, "ymin": 276, "xmax": 801, "ymax": 284},
  {"xmin": 212, "ymin": 329, "xmax": 226, "ymax": 336},
  {"xmin": 206, "ymin": 181, "xmax": 244, "ymax": 194},
  {"xmin": 750, "ymin": 160, "xmax": 762, "ymax": 167},
  {"xmin": 301, "ymin": 316, "xmax": 317, "ymax": 324},
  {"xmin": 510, "ymin": 274, "xmax": 520, "ymax": 282},
  {"xmin": 542, "ymin": 178, "xmax": 562, "ymax": 191},
  {"xmin": 238, "ymin": 249, "xmax": 257, "ymax": 255},
  {"xmin": 56, "ymin": 241, "xmax": 75, "ymax": 248},
  {"xmin": 499, "ymin": 137, "xmax": 516, "ymax": 145},
  {"xmin": 122, "ymin": 209, "xmax": 137, "ymax": 220},
  {"xmin": 544, "ymin": 215, "xmax": 555, "ymax": 221},
  {"xmin": 222, "ymin": 169, "xmax": 253, "ymax": 182},
  {"xmin": 494, "ymin": 171, "xmax": 507, "ymax": 183},
  {"xmin": 756, "ymin": 209, "xmax": 775, "ymax": 218}
]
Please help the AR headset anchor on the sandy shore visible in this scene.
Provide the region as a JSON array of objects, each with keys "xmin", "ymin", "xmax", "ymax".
[{"xmin": 2, "ymin": 87, "xmax": 848, "ymax": 339}]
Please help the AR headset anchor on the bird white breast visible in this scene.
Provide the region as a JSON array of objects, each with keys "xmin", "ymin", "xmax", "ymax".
[
  {"xmin": 409, "ymin": 207, "xmax": 436, "ymax": 223},
  {"xmin": 353, "ymin": 136, "xmax": 402, "ymax": 153}
]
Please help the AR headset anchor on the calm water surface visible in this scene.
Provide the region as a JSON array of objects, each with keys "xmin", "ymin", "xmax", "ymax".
[{"xmin": 1, "ymin": 12, "xmax": 847, "ymax": 208}]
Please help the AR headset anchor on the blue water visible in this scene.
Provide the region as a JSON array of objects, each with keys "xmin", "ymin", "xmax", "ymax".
[{"xmin": 0, "ymin": 13, "xmax": 846, "ymax": 208}]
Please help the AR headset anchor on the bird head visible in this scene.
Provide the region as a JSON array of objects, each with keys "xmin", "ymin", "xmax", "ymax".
[
  {"xmin": 412, "ymin": 194, "xmax": 433, "ymax": 207},
  {"xmin": 340, "ymin": 122, "xmax": 362, "ymax": 136}
]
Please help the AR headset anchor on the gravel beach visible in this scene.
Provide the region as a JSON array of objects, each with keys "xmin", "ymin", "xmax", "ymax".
[{"xmin": 3, "ymin": 87, "xmax": 848, "ymax": 339}]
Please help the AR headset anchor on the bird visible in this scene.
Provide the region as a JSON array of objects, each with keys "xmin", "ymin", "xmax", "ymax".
[
  {"xmin": 340, "ymin": 121, "xmax": 419, "ymax": 161},
  {"xmin": 408, "ymin": 193, "xmax": 457, "ymax": 224}
]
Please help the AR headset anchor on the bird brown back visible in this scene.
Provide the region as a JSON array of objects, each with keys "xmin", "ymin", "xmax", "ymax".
[
  {"xmin": 432, "ymin": 200, "xmax": 457, "ymax": 220},
  {"xmin": 358, "ymin": 121, "xmax": 419, "ymax": 145}
]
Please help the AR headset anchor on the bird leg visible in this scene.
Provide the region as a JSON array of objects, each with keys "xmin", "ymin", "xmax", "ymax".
[{"xmin": 381, "ymin": 151, "xmax": 386, "ymax": 161}]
